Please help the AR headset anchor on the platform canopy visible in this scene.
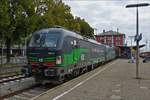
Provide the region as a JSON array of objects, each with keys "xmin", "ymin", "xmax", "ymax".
[{"xmin": 117, "ymin": 44, "xmax": 145, "ymax": 50}]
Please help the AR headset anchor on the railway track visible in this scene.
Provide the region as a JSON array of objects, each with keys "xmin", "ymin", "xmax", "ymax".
[
  {"xmin": 1, "ymin": 74, "xmax": 75, "ymax": 100},
  {"xmin": 1, "ymin": 73, "xmax": 83, "ymax": 100},
  {"xmin": 0, "ymin": 76, "xmax": 36, "ymax": 99},
  {"xmin": 2, "ymin": 83, "xmax": 56, "ymax": 100},
  {"xmin": 1, "ymin": 67, "xmax": 99, "ymax": 100},
  {"xmin": 0, "ymin": 75, "xmax": 26, "ymax": 84},
  {"xmin": 1, "ymin": 64, "xmax": 102, "ymax": 100}
]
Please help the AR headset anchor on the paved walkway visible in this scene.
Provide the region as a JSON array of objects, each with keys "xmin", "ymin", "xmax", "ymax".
[{"xmin": 32, "ymin": 59, "xmax": 150, "ymax": 100}]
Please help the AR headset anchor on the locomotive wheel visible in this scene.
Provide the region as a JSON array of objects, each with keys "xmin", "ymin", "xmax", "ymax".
[
  {"xmin": 72, "ymin": 69, "xmax": 80, "ymax": 77},
  {"xmin": 80, "ymin": 67, "xmax": 88, "ymax": 74},
  {"xmin": 88, "ymin": 64, "xmax": 94, "ymax": 71}
]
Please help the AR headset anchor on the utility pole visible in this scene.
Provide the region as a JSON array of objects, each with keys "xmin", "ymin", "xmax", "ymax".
[{"xmin": 126, "ymin": 3, "xmax": 149, "ymax": 79}]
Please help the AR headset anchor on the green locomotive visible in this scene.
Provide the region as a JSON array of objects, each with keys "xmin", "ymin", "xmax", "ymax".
[{"xmin": 23, "ymin": 27, "xmax": 116, "ymax": 84}]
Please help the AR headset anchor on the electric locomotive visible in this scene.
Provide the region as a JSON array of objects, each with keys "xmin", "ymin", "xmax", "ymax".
[{"xmin": 23, "ymin": 27, "xmax": 116, "ymax": 84}]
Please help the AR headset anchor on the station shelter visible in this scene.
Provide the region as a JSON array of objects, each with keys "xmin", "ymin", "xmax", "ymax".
[{"xmin": 117, "ymin": 44, "xmax": 145, "ymax": 59}]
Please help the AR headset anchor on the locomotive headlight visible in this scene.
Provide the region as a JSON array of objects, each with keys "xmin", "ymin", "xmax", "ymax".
[{"xmin": 56, "ymin": 56, "xmax": 62, "ymax": 64}]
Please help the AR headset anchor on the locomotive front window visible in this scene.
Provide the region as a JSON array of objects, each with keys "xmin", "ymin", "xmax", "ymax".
[
  {"xmin": 29, "ymin": 33, "xmax": 59, "ymax": 48},
  {"xmin": 44, "ymin": 34, "xmax": 58, "ymax": 47}
]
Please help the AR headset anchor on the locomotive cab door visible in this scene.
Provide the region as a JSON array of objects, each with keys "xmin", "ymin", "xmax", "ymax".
[{"xmin": 72, "ymin": 39, "xmax": 79, "ymax": 64}]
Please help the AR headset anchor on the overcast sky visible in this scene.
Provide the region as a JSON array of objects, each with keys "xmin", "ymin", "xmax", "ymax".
[{"xmin": 63, "ymin": 0, "xmax": 150, "ymax": 49}]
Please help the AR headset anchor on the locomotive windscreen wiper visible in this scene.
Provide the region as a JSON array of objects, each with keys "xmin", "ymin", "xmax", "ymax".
[
  {"xmin": 31, "ymin": 34, "xmax": 46, "ymax": 47},
  {"xmin": 39, "ymin": 35, "xmax": 46, "ymax": 47}
]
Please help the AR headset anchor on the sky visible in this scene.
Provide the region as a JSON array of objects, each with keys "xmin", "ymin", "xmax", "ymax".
[{"xmin": 63, "ymin": 0, "xmax": 150, "ymax": 50}]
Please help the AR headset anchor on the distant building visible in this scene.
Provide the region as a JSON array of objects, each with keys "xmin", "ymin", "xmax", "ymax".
[{"xmin": 95, "ymin": 30, "xmax": 125, "ymax": 47}]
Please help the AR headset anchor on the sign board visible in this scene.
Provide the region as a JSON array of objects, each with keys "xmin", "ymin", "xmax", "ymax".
[{"xmin": 134, "ymin": 33, "xmax": 142, "ymax": 41}]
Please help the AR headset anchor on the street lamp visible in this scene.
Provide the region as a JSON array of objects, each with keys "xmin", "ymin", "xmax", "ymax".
[{"xmin": 126, "ymin": 3, "xmax": 149, "ymax": 79}]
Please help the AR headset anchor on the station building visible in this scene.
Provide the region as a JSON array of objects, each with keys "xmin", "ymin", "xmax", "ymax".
[
  {"xmin": 95, "ymin": 30, "xmax": 126, "ymax": 57},
  {"xmin": 94, "ymin": 29, "xmax": 146, "ymax": 59},
  {"xmin": 95, "ymin": 30, "xmax": 126, "ymax": 48}
]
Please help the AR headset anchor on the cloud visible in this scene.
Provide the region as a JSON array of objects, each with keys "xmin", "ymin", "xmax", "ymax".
[{"xmin": 63, "ymin": 0, "xmax": 150, "ymax": 47}]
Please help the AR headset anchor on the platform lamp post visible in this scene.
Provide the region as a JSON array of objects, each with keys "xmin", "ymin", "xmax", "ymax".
[{"xmin": 126, "ymin": 3, "xmax": 149, "ymax": 79}]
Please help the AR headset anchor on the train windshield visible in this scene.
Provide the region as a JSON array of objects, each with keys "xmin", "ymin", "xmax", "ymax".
[{"xmin": 29, "ymin": 32, "xmax": 60, "ymax": 48}]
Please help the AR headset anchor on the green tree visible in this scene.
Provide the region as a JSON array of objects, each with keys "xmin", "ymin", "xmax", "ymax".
[
  {"xmin": 0, "ymin": 0, "xmax": 10, "ymax": 37},
  {"xmin": 0, "ymin": 0, "xmax": 94, "ymax": 62},
  {"xmin": 0, "ymin": 0, "xmax": 42, "ymax": 62},
  {"xmin": 0, "ymin": 0, "xmax": 11, "ymax": 62},
  {"xmin": 75, "ymin": 17, "xmax": 94, "ymax": 38}
]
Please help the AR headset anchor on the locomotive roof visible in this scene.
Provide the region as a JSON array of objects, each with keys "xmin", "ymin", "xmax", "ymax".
[
  {"xmin": 105, "ymin": 45, "xmax": 111, "ymax": 48},
  {"xmin": 33, "ymin": 28, "xmax": 102, "ymax": 46}
]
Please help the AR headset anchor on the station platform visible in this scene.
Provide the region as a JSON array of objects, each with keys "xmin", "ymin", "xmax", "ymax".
[{"xmin": 31, "ymin": 59, "xmax": 150, "ymax": 100}]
